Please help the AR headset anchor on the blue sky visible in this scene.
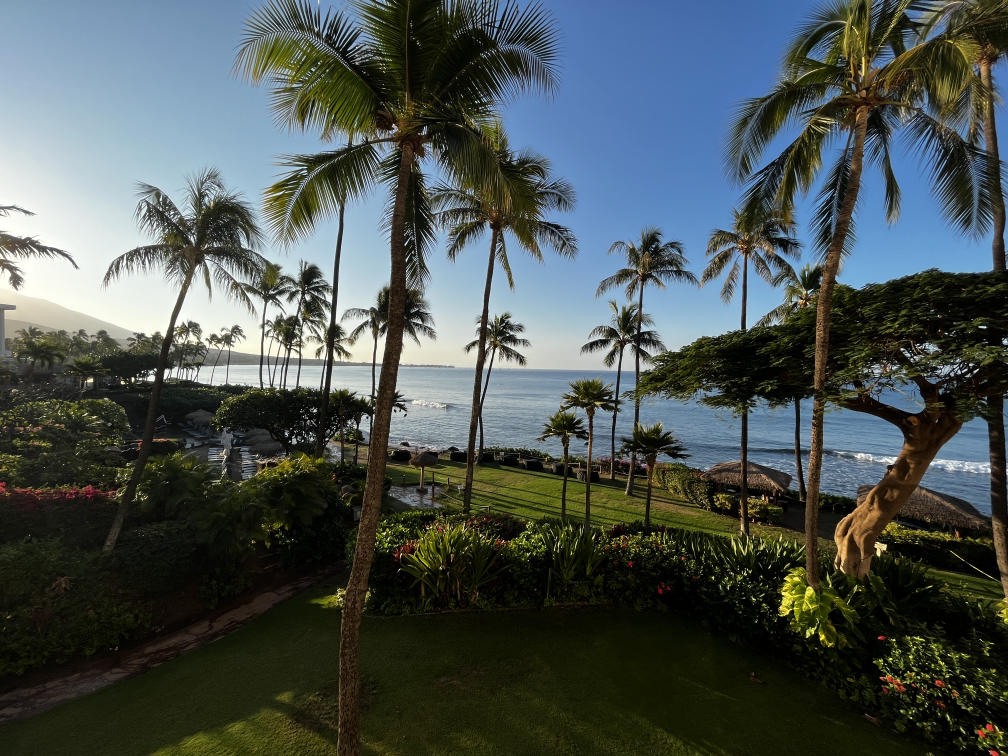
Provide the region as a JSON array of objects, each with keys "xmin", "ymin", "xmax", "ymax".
[{"xmin": 0, "ymin": 0, "xmax": 999, "ymax": 369}]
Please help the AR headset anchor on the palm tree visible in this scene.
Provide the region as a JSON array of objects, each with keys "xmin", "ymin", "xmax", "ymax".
[
  {"xmin": 918, "ymin": 0, "xmax": 1008, "ymax": 598},
  {"xmin": 561, "ymin": 379, "xmax": 616, "ymax": 530},
  {"xmin": 244, "ymin": 262, "xmax": 296, "ymax": 388},
  {"xmin": 290, "ymin": 260, "xmax": 331, "ymax": 388},
  {"xmin": 581, "ymin": 301, "xmax": 664, "ymax": 481},
  {"xmin": 101, "ymin": 168, "xmax": 265, "ymax": 552},
  {"xmin": 236, "ymin": 2, "xmax": 559, "ymax": 748},
  {"xmin": 345, "ymin": 286, "xmax": 436, "ymax": 436},
  {"xmin": 597, "ymin": 227, "xmax": 697, "ymax": 495},
  {"xmin": 350, "ymin": 395, "xmax": 371, "ymax": 465},
  {"xmin": 725, "ymin": 0, "xmax": 992, "ymax": 585},
  {"xmin": 463, "ymin": 313, "xmax": 531, "ymax": 460},
  {"xmin": 537, "ymin": 409, "xmax": 587, "ymax": 521},
  {"xmin": 0, "ymin": 205, "xmax": 77, "ymax": 289},
  {"xmin": 220, "ymin": 324, "xmax": 246, "ymax": 384},
  {"xmin": 619, "ymin": 422, "xmax": 689, "ymax": 533},
  {"xmin": 16, "ymin": 337, "xmax": 66, "ymax": 384},
  {"xmin": 330, "ymin": 388, "xmax": 357, "ymax": 462},
  {"xmin": 701, "ymin": 204, "xmax": 801, "ymax": 534},
  {"xmin": 757, "ymin": 263, "xmax": 824, "ymax": 504},
  {"xmin": 432, "ymin": 124, "xmax": 577, "ymax": 512},
  {"xmin": 64, "ymin": 355, "xmax": 107, "ymax": 398},
  {"xmin": 206, "ymin": 333, "xmax": 223, "ymax": 384},
  {"xmin": 310, "ymin": 322, "xmax": 352, "ymax": 390}
]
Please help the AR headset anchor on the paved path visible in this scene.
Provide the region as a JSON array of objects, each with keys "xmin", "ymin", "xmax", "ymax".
[{"xmin": 0, "ymin": 565, "xmax": 341, "ymax": 723}]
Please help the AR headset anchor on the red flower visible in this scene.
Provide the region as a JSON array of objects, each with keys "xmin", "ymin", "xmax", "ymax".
[
  {"xmin": 988, "ymin": 725, "xmax": 995, "ymax": 732},
  {"xmin": 882, "ymin": 686, "xmax": 890, "ymax": 694},
  {"xmin": 657, "ymin": 587, "xmax": 664, "ymax": 595},
  {"xmin": 989, "ymin": 750, "xmax": 998, "ymax": 756},
  {"xmin": 627, "ymin": 561, "xmax": 634, "ymax": 568},
  {"xmin": 980, "ymin": 731, "xmax": 987, "ymax": 739},
  {"xmin": 936, "ymin": 701, "xmax": 946, "ymax": 709},
  {"xmin": 877, "ymin": 635, "xmax": 886, "ymax": 641},
  {"xmin": 934, "ymin": 679, "xmax": 945, "ymax": 688}
]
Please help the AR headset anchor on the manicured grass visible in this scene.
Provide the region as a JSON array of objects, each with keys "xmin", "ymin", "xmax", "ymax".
[
  {"xmin": 385, "ymin": 457, "xmax": 1005, "ymax": 600},
  {"xmin": 0, "ymin": 576, "xmax": 924, "ymax": 756}
]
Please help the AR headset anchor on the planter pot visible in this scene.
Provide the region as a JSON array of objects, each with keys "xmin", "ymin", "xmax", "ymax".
[
  {"xmin": 521, "ymin": 458, "xmax": 544, "ymax": 472},
  {"xmin": 576, "ymin": 469, "xmax": 599, "ymax": 483},
  {"xmin": 550, "ymin": 462, "xmax": 566, "ymax": 475},
  {"xmin": 501, "ymin": 454, "xmax": 520, "ymax": 466}
]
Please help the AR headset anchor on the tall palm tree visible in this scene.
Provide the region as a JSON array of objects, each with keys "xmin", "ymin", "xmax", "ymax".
[
  {"xmin": 619, "ymin": 422, "xmax": 689, "ymax": 533},
  {"xmin": 701, "ymin": 204, "xmax": 801, "ymax": 534},
  {"xmin": 597, "ymin": 227, "xmax": 697, "ymax": 496},
  {"xmin": 101, "ymin": 168, "xmax": 265, "ymax": 552},
  {"xmin": 220, "ymin": 324, "xmax": 246, "ymax": 384},
  {"xmin": 236, "ymin": 2, "xmax": 559, "ymax": 749},
  {"xmin": 462, "ymin": 313, "xmax": 530, "ymax": 460},
  {"xmin": 537, "ymin": 409, "xmax": 587, "ymax": 521},
  {"xmin": 432, "ymin": 124, "xmax": 577, "ymax": 511},
  {"xmin": 311, "ymin": 322, "xmax": 352, "ymax": 390},
  {"xmin": 206, "ymin": 333, "xmax": 223, "ymax": 384},
  {"xmin": 243, "ymin": 262, "xmax": 296, "ymax": 388},
  {"xmin": 350, "ymin": 395, "xmax": 371, "ymax": 464},
  {"xmin": 757, "ymin": 263, "xmax": 824, "ymax": 504},
  {"xmin": 345, "ymin": 286, "xmax": 436, "ymax": 436},
  {"xmin": 0, "ymin": 205, "xmax": 77, "ymax": 289},
  {"xmin": 581, "ymin": 301, "xmax": 664, "ymax": 481},
  {"xmin": 561, "ymin": 379, "xmax": 616, "ymax": 531},
  {"xmin": 290, "ymin": 260, "xmax": 331, "ymax": 388},
  {"xmin": 918, "ymin": 0, "xmax": 1008, "ymax": 598},
  {"xmin": 330, "ymin": 388, "xmax": 357, "ymax": 462},
  {"xmin": 726, "ymin": 0, "xmax": 994, "ymax": 586},
  {"xmin": 16, "ymin": 337, "xmax": 66, "ymax": 384}
]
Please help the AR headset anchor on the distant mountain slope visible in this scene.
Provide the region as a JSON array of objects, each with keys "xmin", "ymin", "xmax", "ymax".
[{"xmin": 0, "ymin": 290, "xmax": 134, "ymax": 340}]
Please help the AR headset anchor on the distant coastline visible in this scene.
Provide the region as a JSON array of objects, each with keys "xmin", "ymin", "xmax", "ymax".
[{"xmin": 203, "ymin": 350, "xmax": 453, "ymax": 369}]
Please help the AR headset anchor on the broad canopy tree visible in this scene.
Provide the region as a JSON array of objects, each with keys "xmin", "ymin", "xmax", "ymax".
[{"xmin": 639, "ymin": 269, "xmax": 1008, "ymax": 579}]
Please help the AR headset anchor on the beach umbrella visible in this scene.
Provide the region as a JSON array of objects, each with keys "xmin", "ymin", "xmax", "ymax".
[
  {"xmin": 410, "ymin": 450, "xmax": 439, "ymax": 489},
  {"xmin": 856, "ymin": 484, "xmax": 988, "ymax": 532},
  {"xmin": 702, "ymin": 461, "xmax": 792, "ymax": 494},
  {"xmin": 185, "ymin": 409, "xmax": 215, "ymax": 427}
]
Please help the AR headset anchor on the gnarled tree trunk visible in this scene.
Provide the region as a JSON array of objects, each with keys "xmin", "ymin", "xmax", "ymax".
[
  {"xmin": 835, "ymin": 407, "xmax": 962, "ymax": 577},
  {"xmin": 610, "ymin": 348, "xmax": 624, "ymax": 480}
]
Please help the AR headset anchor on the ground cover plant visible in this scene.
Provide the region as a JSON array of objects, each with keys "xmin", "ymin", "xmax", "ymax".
[{"xmin": 0, "ymin": 575, "xmax": 927, "ymax": 756}]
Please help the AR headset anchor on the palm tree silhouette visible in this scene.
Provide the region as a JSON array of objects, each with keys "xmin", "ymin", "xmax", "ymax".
[
  {"xmin": 561, "ymin": 379, "xmax": 616, "ymax": 530},
  {"xmin": 620, "ymin": 422, "xmax": 689, "ymax": 533},
  {"xmin": 463, "ymin": 313, "xmax": 530, "ymax": 460},
  {"xmin": 581, "ymin": 301, "xmax": 664, "ymax": 480},
  {"xmin": 0, "ymin": 205, "xmax": 77, "ymax": 289},
  {"xmin": 243, "ymin": 263, "xmax": 296, "ymax": 388}
]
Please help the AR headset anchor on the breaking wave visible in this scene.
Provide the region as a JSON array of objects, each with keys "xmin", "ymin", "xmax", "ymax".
[
  {"xmin": 826, "ymin": 449, "xmax": 990, "ymax": 475},
  {"xmin": 412, "ymin": 399, "xmax": 450, "ymax": 409}
]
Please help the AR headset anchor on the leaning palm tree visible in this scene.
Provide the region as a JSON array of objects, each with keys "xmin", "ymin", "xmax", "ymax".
[
  {"xmin": 236, "ymin": 2, "xmax": 559, "ymax": 749},
  {"xmin": 101, "ymin": 168, "xmax": 265, "ymax": 552},
  {"xmin": 619, "ymin": 422, "xmax": 689, "ymax": 534},
  {"xmin": 206, "ymin": 333, "xmax": 224, "ymax": 384},
  {"xmin": 537, "ymin": 409, "xmax": 587, "ymax": 522},
  {"xmin": 561, "ymin": 379, "xmax": 616, "ymax": 531},
  {"xmin": 345, "ymin": 286, "xmax": 436, "ymax": 436},
  {"xmin": 701, "ymin": 204, "xmax": 801, "ymax": 534},
  {"xmin": 581, "ymin": 301, "xmax": 664, "ymax": 480},
  {"xmin": 725, "ymin": 0, "xmax": 994, "ymax": 585},
  {"xmin": 220, "ymin": 324, "xmax": 246, "ymax": 385},
  {"xmin": 243, "ymin": 262, "xmax": 296, "ymax": 388},
  {"xmin": 757, "ymin": 263, "xmax": 824, "ymax": 504},
  {"xmin": 462, "ymin": 312, "xmax": 530, "ymax": 460},
  {"xmin": 0, "ymin": 205, "xmax": 77, "ymax": 289},
  {"xmin": 432, "ymin": 124, "xmax": 577, "ymax": 512},
  {"xmin": 597, "ymin": 227, "xmax": 697, "ymax": 495},
  {"xmin": 290, "ymin": 260, "xmax": 331, "ymax": 388}
]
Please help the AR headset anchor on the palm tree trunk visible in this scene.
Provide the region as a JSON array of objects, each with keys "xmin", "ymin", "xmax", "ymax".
[
  {"xmin": 794, "ymin": 399, "xmax": 806, "ymax": 502},
  {"xmin": 980, "ymin": 56, "xmax": 1008, "ymax": 599},
  {"xmin": 739, "ymin": 254, "xmax": 749, "ymax": 535},
  {"xmin": 103, "ymin": 268, "xmax": 194, "ymax": 552},
  {"xmin": 611, "ymin": 349, "xmax": 624, "ymax": 481},
  {"xmin": 339, "ymin": 400, "xmax": 346, "ymax": 462},
  {"xmin": 561, "ymin": 443, "xmax": 569, "ymax": 521},
  {"xmin": 338, "ymin": 141, "xmax": 414, "ymax": 756},
  {"xmin": 315, "ymin": 194, "xmax": 347, "ymax": 457},
  {"xmin": 645, "ymin": 465, "xmax": 654, "ymax": 533},
  {"xmin": 625, "ymin": 286, "xmax": 645, "ymax": 495},
  {"xmin": 354, "ymin": 419, "xmax": 361, "ymax": 465},
  {"xmin": 209, "ymin": 347, "xmax": 222, "ymax": 385},
  {"xmin": 225, "ymin": 346, "xmax": 232, "ymax": 385},
  {"xmin": 369, "ymin": 333, "xmax": 377, "ymax": 440},
  {"xmin": 259, "ymin": 303, "xmax": 268, "ymax": 388},
  {"xmin": 463, "ymin": 228, "xmax": 499, "ymax": 512},
  {"xmin": 806, "ymin": 106, "xmax": 869, "ymax": 590},
  {"xmin": 477, "ymin": 347, "xmax": 497, "ymax": 461},
  {"xmin": 296, "ymin": 321, "xmax": 304, "ymax": 388},
  {"xmin": 585, "ymin": 412, "xmax": 594, "ymax": 530}
]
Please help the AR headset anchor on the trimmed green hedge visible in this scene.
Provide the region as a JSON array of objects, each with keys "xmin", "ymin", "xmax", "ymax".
[{"xmin": 878, "ymin": 524, "xmax": 998, "ymax": 577}]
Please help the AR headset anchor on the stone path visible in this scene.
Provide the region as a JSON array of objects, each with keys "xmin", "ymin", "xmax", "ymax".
[{"xmin": 0, "ymin": 565, "xmax": 341, "ymax": 723}]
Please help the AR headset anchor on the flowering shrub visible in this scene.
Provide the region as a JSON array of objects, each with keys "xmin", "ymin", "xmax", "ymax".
[{"xmin": 0, "ymin": 483, "xmax": 118, "ymax": 549}]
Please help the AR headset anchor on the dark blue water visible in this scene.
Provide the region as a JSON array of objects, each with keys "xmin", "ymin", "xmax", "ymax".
[{"xmin": 216, "ymin": 364, "xmax": 994, "ymax": 515}]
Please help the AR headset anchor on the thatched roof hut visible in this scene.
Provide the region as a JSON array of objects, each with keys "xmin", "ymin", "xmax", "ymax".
[
  {"xmin": 702, "ymin": 461, "xmax": 792, "ymax": 493},
  {"xmin": 410, "ymin": 450, "xmax": 439, "ymax": 469},
  {"xmin": 856, "ymin": 484, "xmax": 989, "ymax": 531},
  {"xmin": 185, "ymin": 409, "xmax": 215, "ymax": 427}
]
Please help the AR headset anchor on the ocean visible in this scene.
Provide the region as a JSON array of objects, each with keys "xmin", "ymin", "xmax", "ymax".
[{"xmin": 210, "ymin": 363, "xmax": 995, "ymax": 516}]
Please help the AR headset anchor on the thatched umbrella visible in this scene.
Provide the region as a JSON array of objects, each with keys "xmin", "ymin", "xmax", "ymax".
[
  {"xmin": 856, "ymin": 484, "xmax": 988, "ymax": 532},
  {"xmin": 410, "ymin": 450, "xmax": 439, "ymax": 491},
  {"xmin": 702, "ymin": 461, "xmax": 792, "ymax": 494},
  {"xmin": 185, "ymin": 409, "xmax": 215, "ymax": 428}
]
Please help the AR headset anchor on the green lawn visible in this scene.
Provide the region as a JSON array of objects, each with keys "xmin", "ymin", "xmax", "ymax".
[
  {"xmin": 388, "ymin": 457, "xmax": 1004, "ymax": 600},
  {"xmin": 0, "ymin": 576, "xmax": 926, "ymax": 756}
]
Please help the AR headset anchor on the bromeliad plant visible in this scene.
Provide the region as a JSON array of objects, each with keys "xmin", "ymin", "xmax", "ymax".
[
  {"xmin": 542, "ymin": 522, "xmax": 607, "ymax": 601},
  {"xmin": 398, "ymin": 524, "xmax": 506, "ymax": 609}
]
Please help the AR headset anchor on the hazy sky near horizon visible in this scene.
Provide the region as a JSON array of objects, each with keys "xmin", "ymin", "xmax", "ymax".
[{"xmin": 0, "ymin": 0, "xmax": 1000, "ymax": 370}]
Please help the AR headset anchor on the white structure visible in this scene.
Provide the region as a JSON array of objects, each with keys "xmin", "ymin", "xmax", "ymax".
[{"xmin": 0, "ymin": 304, "xmax": 15, "ymax": 357}]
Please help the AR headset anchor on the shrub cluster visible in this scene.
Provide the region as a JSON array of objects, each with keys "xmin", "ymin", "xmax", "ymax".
[
  {"xmin": 657, "ymin": 463, "xmax": 715, "ymax": 509},
  {"xmin": 359, "ymin": 511, "xmax": 1008, "ymax": 753},
  {"xmin": 878, "ymin": 523, "xmax": 997, "ymax": 577}
]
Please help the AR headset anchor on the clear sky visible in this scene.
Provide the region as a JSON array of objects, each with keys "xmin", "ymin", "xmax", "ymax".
[{"xmin": 0, "ymin": 0, "xmax": 999, "ymax": 370}]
